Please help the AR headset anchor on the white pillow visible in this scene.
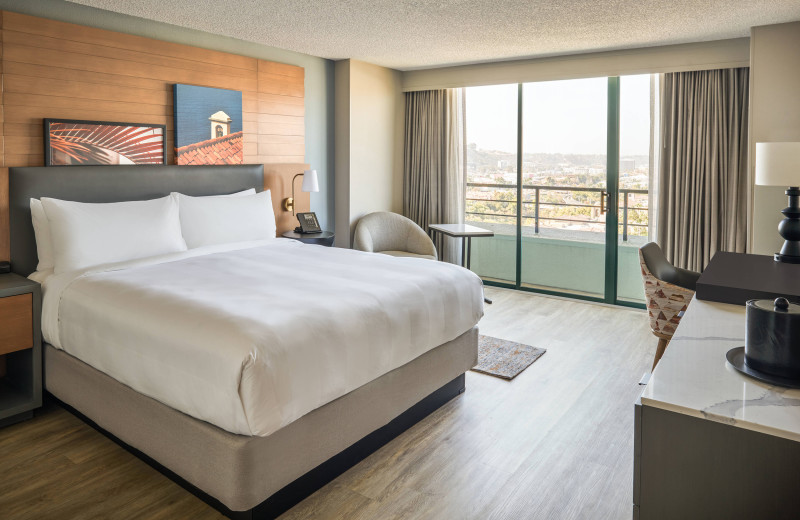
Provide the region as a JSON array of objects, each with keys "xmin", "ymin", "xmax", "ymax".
[
  {"xmin": 29, "ymin": 191, "xmax": 252, "ymax": 273},
  {"xmin": 176, "ymin": 190, "xmax": 276, "ymax": 249},
  {"xmin": 170, "ymin": 188, "xmax": 255, "ymax": 198},
  {"xmin": 30, "ymin": 199, "xmax": 55, "ymax": 272},
  {"xmin": 41, "ymin": 196, "xmax": 187, "ymax": 274}
]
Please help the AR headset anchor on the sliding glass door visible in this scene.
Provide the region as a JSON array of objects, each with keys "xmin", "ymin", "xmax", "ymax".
[
  {"xmin": 519, "ymin": 77, "xmax": 609, "ymax": 298},
  {"xmin": 464, "ymin": 84, "xmax": 518, "ymax": 285},
  {"xmin": 465, "ymin": 76, "xmax": 651, "ymax": 306},
  {"xmin": 616, "ymin": 75, "xmax": 652, "ymax": 304}
]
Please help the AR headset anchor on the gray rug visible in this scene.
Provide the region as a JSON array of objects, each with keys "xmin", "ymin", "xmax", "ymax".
[{"xmin": 471, "ymin": 335, "xmax": 546, "ymax": 380}]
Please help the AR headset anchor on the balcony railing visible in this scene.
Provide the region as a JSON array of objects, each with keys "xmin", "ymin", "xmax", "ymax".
[{"xmin": 466, "ymin": 183, "xmax": 648, "ymax": 241}]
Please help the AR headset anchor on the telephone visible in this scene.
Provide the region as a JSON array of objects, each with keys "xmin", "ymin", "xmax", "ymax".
[{"xmin": 295, "ymin": 212, "xmax": 322, "ymax": 234}]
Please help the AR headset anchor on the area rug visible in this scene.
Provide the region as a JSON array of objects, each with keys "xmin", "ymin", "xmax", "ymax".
[{"xmin": 471, "ymin": 335, "xmax": 546, "ymax": 380}]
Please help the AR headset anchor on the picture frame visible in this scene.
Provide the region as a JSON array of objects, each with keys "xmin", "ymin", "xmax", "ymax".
[
  {"xmin": 173, "ymin": 84, "xmax": 243, "ymax": 165},
  {"xmin": 43, "ymin": 118, "xmax": 167, "ymax": 166}
]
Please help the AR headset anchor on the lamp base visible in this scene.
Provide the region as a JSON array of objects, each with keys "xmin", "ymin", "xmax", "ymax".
[
  {"xmin": 774, "ymin": 253, "xmax": 800, "ymax": 264},
  {"xmin": 775, "ymin": 187, "xmax": 800, "ymax": 263}
]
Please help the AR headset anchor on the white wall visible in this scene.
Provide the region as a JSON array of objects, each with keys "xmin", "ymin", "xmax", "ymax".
[
  {"xmin": 403, "ymin": 38, "xmax": 750, "ymax": 91},
  {"xmin": 334, "ymin": 59, "xmax": 404, "ymax": 247},
  {"xmin": 749, "ymin": 21, "xmax": 800, "ymax": 255}
]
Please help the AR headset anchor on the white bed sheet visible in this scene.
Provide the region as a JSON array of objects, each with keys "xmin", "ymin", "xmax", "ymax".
[{"xmin": 41, "ymin": 239, "xmax": 483, "ymax": 436}]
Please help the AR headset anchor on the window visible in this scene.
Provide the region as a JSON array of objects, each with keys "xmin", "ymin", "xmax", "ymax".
[
  {"xmin": 465, "ymin": 84, "xmax": 519, "ymax": 285},
  {"xmin": 465, "ymin": 75, "xmax": 655, "ymax": 305}
]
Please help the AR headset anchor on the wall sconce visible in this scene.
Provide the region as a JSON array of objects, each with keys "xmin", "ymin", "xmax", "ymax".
[{"xmin": 283, "ymin": 169, "xmax": 319, "ymax": 215}]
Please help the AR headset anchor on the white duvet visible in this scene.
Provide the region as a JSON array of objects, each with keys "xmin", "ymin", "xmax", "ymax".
[{"xmin": 40, "ymin": 239, "xmax": 483, "ymax": 436}]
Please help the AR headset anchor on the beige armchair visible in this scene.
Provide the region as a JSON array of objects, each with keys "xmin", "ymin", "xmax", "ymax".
[{"xmin": 353, "ymin": 212, "xmax": 437, "ymax": 260}]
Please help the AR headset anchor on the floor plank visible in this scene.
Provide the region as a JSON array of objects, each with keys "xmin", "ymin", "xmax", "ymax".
[{"xmin": 0, "ymin": 287, "xmax": 654, "ymax": 519}]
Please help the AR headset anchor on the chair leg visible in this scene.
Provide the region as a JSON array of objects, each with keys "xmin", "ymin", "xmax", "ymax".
[{"xmin": 652, "ymin": 337, "xmax": 669, "ymax": 371}]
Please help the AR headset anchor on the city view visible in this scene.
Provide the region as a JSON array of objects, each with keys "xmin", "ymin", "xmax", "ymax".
[
  {"xmin": 462, "ymin": 76, "xmax": 652, "ymax": 302},
  {"xmin": 465, "ymin": 146, "xmax": 650, "ymax": 242}
]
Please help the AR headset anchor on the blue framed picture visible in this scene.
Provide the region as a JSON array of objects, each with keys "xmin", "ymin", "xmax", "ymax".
[{"xmin": 174, "ymin": 84, "xmax": 243, "ymax": 165}]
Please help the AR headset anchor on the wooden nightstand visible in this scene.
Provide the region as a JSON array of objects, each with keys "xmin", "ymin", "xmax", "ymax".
[{"xmin": 0, "ymin": 273, "xmax": 42, "ymax": 428}]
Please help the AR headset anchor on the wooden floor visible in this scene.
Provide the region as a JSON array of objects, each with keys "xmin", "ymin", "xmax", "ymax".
[{"xmin": 0, "ymin": 287, "xmax": 654, "ymax": 520}]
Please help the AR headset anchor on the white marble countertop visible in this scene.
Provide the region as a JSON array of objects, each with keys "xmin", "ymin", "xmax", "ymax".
[{"xmin": 640, "ymin": 298, "xmax": 800, "ymax": 442}]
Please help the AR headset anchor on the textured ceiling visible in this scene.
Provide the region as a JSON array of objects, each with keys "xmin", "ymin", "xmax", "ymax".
[{"xmin": 66, "ymin": 0, "xmax": 800, "ymax": 70}]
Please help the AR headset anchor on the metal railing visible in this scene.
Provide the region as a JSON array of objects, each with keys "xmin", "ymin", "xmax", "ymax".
[{"xmin": 466, "ymin": 183, "xmax": 648, "ymax": 241}]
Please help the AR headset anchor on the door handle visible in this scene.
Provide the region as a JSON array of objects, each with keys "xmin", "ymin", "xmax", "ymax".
[{"xmin": 600, "ymin": 191, "xmax": 608, "ymax": 214}]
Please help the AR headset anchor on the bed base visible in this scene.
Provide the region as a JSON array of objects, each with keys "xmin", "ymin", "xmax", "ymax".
[{"xmin": 51, "ymin": 373, "xmax": 466, "ymax": 519}]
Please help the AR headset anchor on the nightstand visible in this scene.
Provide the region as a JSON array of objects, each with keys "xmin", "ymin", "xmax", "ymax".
[
  {"xmin": 0, "ymin": 273, "xmax": 42, "ymax": 428},
  {"xmin": 282, "ymin": 230, "xmax": 335, "ymax": 247}
]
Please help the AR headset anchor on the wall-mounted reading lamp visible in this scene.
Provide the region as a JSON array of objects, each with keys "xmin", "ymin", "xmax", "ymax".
[{"xmin": 283, "ymin": 169, "xmax": 319, "ymax": 215}]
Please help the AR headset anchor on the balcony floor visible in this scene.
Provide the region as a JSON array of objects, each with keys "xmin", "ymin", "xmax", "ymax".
[{"xmin": 465, "ymin": 223, "xmax": 648, "ymax": 302}]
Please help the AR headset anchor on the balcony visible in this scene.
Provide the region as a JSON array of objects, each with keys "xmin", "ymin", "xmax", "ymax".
[{"xmin": 466, "ymin": 183, "xmax": 648, "ymax": 303}]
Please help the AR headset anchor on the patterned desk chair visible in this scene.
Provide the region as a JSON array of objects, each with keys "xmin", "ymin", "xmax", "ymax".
[{"xmin": 639, "ymin": 243, "xmax": 701, "ymax": 370}]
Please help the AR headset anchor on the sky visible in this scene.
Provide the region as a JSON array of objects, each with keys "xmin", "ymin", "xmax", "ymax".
[
  {"xmin": 466, "ymin": 74, "xmax": 652, "ymax": 157},
  {"xmin": 174, "ymin": 84, "xmax": 243, "ymax": 147}
]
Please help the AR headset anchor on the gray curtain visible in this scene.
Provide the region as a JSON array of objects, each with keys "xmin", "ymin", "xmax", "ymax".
[
  {"xmin": 657, "ymin": 67, "xmax": 749, "ymax": 272},
  {"xmin": 403, "ymin": 89, "xmax": 464, "ymax": 264}
]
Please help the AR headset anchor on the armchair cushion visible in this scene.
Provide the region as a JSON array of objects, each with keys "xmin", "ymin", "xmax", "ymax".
[{"xmin": 353, "ymin": 212, "xmax": 437, "ymax": 260}]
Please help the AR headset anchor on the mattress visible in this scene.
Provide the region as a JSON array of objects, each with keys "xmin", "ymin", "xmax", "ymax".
[{"xmin": 39, "ymin": 239, "xmax": 484, "ymax": 436}]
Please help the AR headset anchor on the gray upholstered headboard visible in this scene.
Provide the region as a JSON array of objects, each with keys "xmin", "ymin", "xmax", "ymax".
[{"xmin": 9, "ymin": 164, "xmax": 265, "ymax": 276}]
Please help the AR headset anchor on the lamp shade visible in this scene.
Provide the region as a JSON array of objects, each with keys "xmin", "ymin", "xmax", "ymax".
[
  {"xmin": 301, "ymin": 169, "xmax": 319, "ymax": 192},
  {"xmin": 756, "ymin": 142, "xmax": 800, "ymax": 186}
]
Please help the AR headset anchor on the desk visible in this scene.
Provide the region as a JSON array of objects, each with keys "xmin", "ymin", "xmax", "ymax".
[
  {"xmin": 696, "ymin": 251, "xmax": 800, "ymax": 305},
  {"xmin": 428, "ymin": 223, "xmax": 494, "ymax": 269},
  {"xmin": 429, "ymin": 223, "xmax": 494, "ymax": 305},
  {"xmin": 634, "ymin": 299, "xmax": 800, "ymax": 519}
]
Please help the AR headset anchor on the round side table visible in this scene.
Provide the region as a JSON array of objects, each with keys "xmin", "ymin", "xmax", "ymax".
[{"xmin": 282, "ymin": 230, "xmax": 335, "ymax": 247}]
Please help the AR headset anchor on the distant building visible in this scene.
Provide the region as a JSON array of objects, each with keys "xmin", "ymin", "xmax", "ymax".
[
  {"xmin": 498, "ymin": 160, "xmax": 509, "ymax": 168},
  {"xmin": 620, "ymin": 159, "xmax": 636, "ymax": 172}
]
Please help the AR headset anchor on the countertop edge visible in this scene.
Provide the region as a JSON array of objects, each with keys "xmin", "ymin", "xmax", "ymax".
[{"xmin": 640, "ymin": 395, "xmax": 800, "ymax": 443}]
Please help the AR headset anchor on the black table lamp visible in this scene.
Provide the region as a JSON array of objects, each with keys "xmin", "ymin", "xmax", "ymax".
[{"xmin": 756, "ymin": 142, "xmax": 800, "ymax": 263}]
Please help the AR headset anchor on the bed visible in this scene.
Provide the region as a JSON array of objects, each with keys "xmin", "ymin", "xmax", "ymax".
[{"xmin": 8, "ymin": 164, "xmax": 482, "ymax": 519}]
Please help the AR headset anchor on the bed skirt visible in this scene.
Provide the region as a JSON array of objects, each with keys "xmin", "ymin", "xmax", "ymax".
[{"xmin": 44, "ymin": 327, "xmax": 478, "ymax": 516}]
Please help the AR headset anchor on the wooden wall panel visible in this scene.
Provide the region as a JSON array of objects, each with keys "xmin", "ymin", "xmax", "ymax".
[
  {"xmin": 264, "ymin": 163, "xmax": 311, "ymax": 235},
  {"xmin": 3, "ymin": 12, "xmax": 256, "ymax": 71},
  {"xmin": 0, "ymin": 11, "xmax": 308, "ymax": 261},
  {"xmin": 0, "ymin": 169, "xmax": 7, "ymax": 263}
]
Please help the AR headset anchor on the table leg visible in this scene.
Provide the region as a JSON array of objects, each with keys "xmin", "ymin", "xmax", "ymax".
[
  {"xmin": 430, "ymin": 230, "xmax": 442, "ymax": 262},
  {"xmin": 461, "ymin": 237, "xmax": 466, "ymax": 267},
  {"xmin": 467, "ymin": 237, "xmax": 472, "ymax": 270}
]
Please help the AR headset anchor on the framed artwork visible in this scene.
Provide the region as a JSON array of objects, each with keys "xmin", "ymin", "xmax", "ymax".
[
  {"xmin": 44, "ymin": 119, "xmax": 166, "ymax": 166},
  {"xmin": 173, "ymin": 84, "xmax": 243, "ymax": 165}
]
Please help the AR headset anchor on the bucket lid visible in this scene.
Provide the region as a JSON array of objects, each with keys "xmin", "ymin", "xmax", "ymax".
[{"xmin": 748, "ymin": 297, "xmax": 800, "ymax": 314}]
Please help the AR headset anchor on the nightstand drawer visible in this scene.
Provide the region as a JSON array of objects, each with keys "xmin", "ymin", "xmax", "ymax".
[{"xmin": 0, "ymin": 293, "xmax": 33, "ymax": 355}]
